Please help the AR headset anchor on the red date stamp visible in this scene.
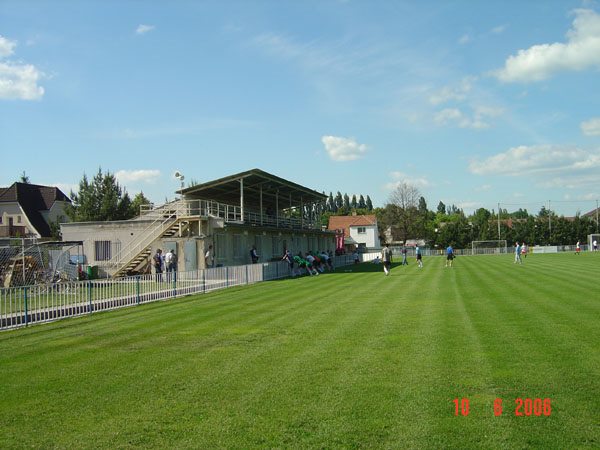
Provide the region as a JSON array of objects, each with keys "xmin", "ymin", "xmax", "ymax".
[{"xmin": 453, "ymin": 398, "xmax": 551, "ymax": 416}]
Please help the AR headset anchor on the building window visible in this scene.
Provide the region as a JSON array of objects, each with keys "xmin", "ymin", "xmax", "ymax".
[
  {"xmin": 94, "ymin": 241, "xmax": 112, "ymax": 261},
  {"xmin": 17, "ymin": 215, "xmax": 22, "ymax": 223},
  {"xmin": 357, "ymin": 227, "xmax": 366, "ymax": 234}
]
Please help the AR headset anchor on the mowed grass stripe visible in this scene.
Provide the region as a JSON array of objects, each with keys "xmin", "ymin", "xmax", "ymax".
[
  {"xmin": 450, "ymin": 255, "xmax": 599, "ymax": 447},
  {"xmin": 0, "ymin": 255, "xmax": 598, "ymax": 448}
]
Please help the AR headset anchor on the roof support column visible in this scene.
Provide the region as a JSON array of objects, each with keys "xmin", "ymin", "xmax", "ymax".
[
  {"xmin": 301, "ymin": 196, "xmax": 304, "ymax": 229},
  {"xmin": 276, "ymin": 190, "xmax": 279, "ymax": 228},
  {"xmin": 260, "ymin": 184, "xmax": 263, "ymax": 226},
  {"xmin": 239, "ymin": 178, "xmax": 244, "ymax": 223}
]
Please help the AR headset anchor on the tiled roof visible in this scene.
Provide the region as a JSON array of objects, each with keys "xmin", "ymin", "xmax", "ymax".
[
  {"xmin": 0, "ymin": 182, "xmax": 71, "ymax": 237},
  {"xmin": 327, "ymin": 215, "xmax": 377, "ymax": 237}
]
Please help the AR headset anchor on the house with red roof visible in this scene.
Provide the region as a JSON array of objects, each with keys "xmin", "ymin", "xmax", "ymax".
[{"xmin": 327, "ymin": 214, "xmax": 380, "ymax": 252}]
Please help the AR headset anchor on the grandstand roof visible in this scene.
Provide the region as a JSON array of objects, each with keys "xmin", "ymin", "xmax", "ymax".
[{"xmin": 180, "ymin": 168, "xmax": 326, "ymax": 210}]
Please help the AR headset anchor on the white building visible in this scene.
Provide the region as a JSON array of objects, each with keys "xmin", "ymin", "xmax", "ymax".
[{"xmin": 328, "ymin": 214, "xmax": 380, "ymax": 252}]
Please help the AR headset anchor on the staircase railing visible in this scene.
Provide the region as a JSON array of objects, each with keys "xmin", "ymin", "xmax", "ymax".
[
  {"xmin": 106, "ymin": 200, "xmax": 186, "ymax": 272},
  {"xmin": 107, "ymin": 199, "xmax": 243, "ymax": 274}
]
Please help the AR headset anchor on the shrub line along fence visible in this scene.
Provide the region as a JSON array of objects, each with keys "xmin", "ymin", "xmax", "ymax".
[{"xmin": 0, "ymin": 245, "xmax": 589, "ymax": 331}]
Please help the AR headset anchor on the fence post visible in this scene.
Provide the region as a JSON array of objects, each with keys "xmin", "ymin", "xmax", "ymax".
[
  {"xmin": 173, "ymin": 270, "xmax": 177, "ymax": 297},
  {"xmin": 226, "ymin": 267, "xmax": 229, "ymax": 287},
  {"xmin": 245, "ymin": 265, "xmax": 249, "ymax": 285},
  {"xmin": 88, "ymin": 281, "xmax": 93, "ymax": 313},
  {"xmin": 136, "ymin": 276, "xmax": 140, "ymax": 305},
  {"xmin": 202, "ymin": 269, "xmax": 206, "ymax": 293},
  {"xmin": 24, "ymin": 287, "xmax": 28, "ymax": 327}
]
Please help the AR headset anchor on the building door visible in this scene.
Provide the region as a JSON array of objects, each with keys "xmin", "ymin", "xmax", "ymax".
[{"xmin": 184, "ymin": 240, "xmax": 197, "ymax": 271}]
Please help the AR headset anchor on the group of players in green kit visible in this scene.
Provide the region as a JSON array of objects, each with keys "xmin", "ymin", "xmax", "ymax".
[{"xmin": 281, "ymin": 249, "xmax": 335, "ymax": 277}]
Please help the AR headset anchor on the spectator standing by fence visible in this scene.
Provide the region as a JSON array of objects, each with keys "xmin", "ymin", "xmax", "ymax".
[
  {"xmin": 153, "ymin": 249, "xmax": 163, "ymax": 281},
  {"xmin": 250, "ymin": 245, "xmax": 259, "ymax": 264},
  {"xmin": 205, "ymin": 245, "xmax": 214, "ymax": 268}
]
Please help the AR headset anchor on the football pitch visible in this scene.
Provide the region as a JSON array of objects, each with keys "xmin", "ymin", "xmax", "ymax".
[{"xmin": 0, "ymin": 253, "xmax": 598, "ymax": 449}]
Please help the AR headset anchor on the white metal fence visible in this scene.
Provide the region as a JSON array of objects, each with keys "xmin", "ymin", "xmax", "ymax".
[
  {"xmin": 0, "ymin": 253, "xmax": 361, "ymax": 331},
  {"xmin": 2, "ymin": 245, "xmax": 590, "ymax": 331}
]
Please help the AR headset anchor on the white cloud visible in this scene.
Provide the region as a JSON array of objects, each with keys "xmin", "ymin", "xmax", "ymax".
[
  {"xmin": 429, "ymin": 77, "xmax": 475, "ymax": 105},
  {"xmin": 321, "ymin": 136, "xmax": 368, "ymax": 161},
  {"xmin": 136, "ymin": 24, "xmax": 155, "ymax": 35},
  {"xmin": 0, "ymin": 61, "xmax": 45, "ymax": 100},
  {"xmin": 0, "ymin": 35, "xmax": 16, "ymax": 57},
  {"xmin": 435, "ymin": 108, "xmax": 464, "ymax": 124},
  {"xmin": 494, "ymin": 9, "xmax": 600, "ymax": 82},
  {"xmin": 458, "ymin": 34, "xmax": 471, "ymax": 45},
  {"xmin": 581, "ymin": 117, "xmax": 600, "ymax": 136},
  {"xmin": 386, "ymin": 171, "xmax": 431, "ymax": 189},
  {"xmin": 491, "ymin": 25, "xmax": 507, "ymax": 34},
  {"xmin": 475, "ymin": 184, "xmax": 492, "ymax": 191},
  {"xmin": 469, "ymin": 144, "xmax": 600, "ymax": 176},
  {"xmin": 456, "ymin": 201, "xmax": 480, "ymax": 211},
  {"xmin": 115, "ymin": 169, "xmax": 161, "ymax": 184},
  {"xmin": 434, "ymin": 106, "xmax": 501, "ymax": 129},
  {"xmin": 0, "ymin": 35, "xmax": 44, "ymax": 100}
]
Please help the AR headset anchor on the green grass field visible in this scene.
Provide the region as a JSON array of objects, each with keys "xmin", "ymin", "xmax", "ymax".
[{"xmin": 0, "ymin": 253, "xmax": 598, "ymax": 449}]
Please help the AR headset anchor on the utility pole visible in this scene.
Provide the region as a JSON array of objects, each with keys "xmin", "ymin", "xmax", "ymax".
[
  {"xmin": 497, "ymin": 202, "xmax": 501, "ymax": 239},
  {"xmin": 596, "ymin": 199, "xmax": 598, "ymax": 233},
  {"xmin": 548, "ymin": 200, "xmax": 552, "ymax": 243}
]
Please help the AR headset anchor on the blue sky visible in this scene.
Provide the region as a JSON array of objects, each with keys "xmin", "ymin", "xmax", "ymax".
[{"xmin": 2, "ymin": 0, "xmax": 600, "ymax": 216}]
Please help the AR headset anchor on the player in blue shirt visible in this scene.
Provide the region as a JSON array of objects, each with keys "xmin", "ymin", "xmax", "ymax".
[{"xmin": 445, "ymin": 245, "xmax": 454, "ymax": 267}]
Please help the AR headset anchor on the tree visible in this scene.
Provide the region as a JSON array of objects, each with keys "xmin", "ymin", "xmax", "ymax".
[
  {"xmin": 334, "ymin": 192, "xmax": 343, "ymax": 211},
  {"xmin": 351, "ymin": 194, "xmax": 357, "ymax": 209},
  {"xmin": 358, "ymin": 195, "xmax": 366, "ymax": 209},
  {"xmin": 437, "ymin": 201, "xmax": 446, "ymax": 215},
  {"xmin": 19, "ymin": 171, "xmax": 30, "ymax": 183},
  {"xmin": 343, "ymin": 193, "xmax": 350, "ymax": 210},
  {"xmin": 366, "ymin": 195, "xmax": 373, "ymax": 211},
  {"xmin": 328, "ymin": 192, "xmax": 335, "ymax": 212},
  {"xmin": 66, "ymin": 168, "xmax": 135, "ymax": 222},
  {"xmin": 387, "ymin": 181, "xmax": 421, "ymax": 244},
  {"xmin": 130, "ymin": 192, "xmax": 152, "ymax": 217}
]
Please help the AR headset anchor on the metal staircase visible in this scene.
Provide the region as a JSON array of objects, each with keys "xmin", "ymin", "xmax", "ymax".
[
  {"xmin": 107, "ymin": 198, "xmax": 242, "ymax": 278},
  {"xmin": 109, "ymin": 200, "xmax": 186, "ymax": 277}
]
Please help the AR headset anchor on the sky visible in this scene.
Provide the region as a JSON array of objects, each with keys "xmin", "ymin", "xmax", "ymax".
[{"xmin": 1, "ymin": 0, "xmax": 600, "ymax": 217}]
